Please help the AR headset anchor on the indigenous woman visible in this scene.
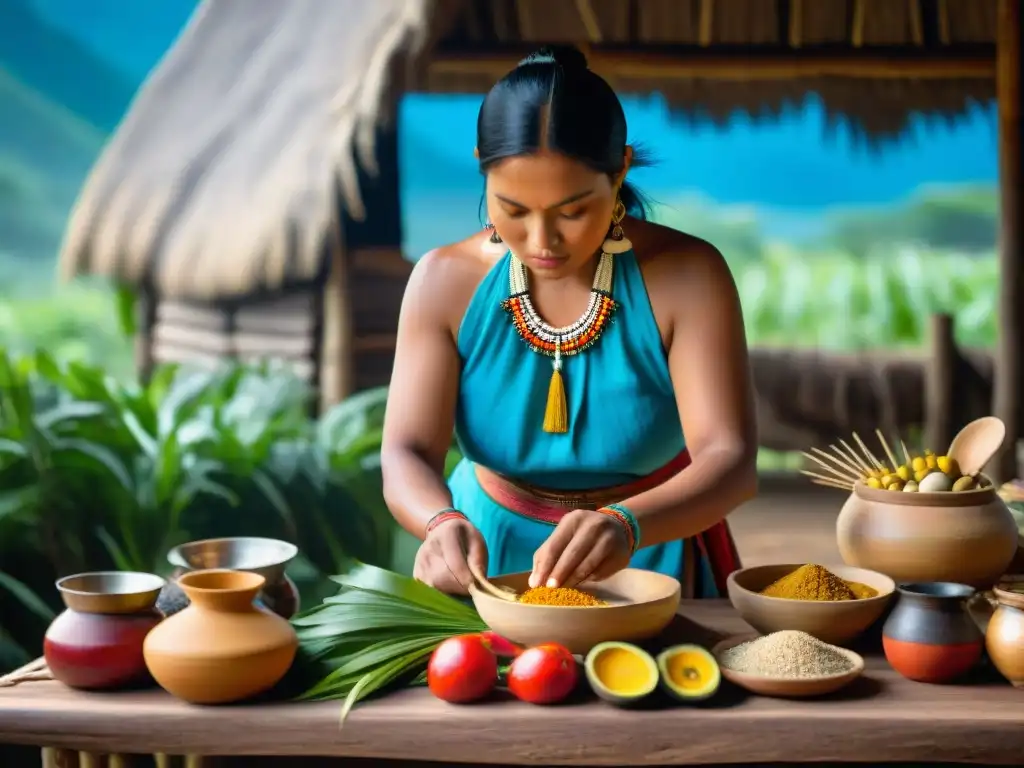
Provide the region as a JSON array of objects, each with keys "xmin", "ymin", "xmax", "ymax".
[{"xmin": 381, "ymin": 45, "xmax": 757, "ymax": 598}]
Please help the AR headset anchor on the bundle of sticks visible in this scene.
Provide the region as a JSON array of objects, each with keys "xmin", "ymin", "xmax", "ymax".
[{"xmin": 799, "ymin": 429, "xmax": 915, "ymax": 492}]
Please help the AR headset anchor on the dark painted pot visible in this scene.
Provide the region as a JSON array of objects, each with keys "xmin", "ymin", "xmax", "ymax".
[
  {"xmin": 882, "ymin": 582, "xmax": 983, "ymax": 683},
  {"xmin": 44, "ymin": 608, "xmax": 162, "ymax": 690}
]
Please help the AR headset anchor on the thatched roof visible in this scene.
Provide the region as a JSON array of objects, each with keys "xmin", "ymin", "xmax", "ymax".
[{"xmin": 59, "ymin": 0, "xmax": 998, "ymax": 301}]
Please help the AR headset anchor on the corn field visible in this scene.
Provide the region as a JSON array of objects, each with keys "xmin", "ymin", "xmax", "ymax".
[
  {"xmin": 737, "ymin": 246, "xmax": 998, "ymax": 350},
  {"xmin": 0, "ymin": 248, "xmax": 1001, "ymax": 376}
]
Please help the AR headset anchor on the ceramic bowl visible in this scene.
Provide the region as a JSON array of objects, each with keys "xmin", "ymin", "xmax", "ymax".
[
  {"xmin": 712, "ymin": 633, "xmax": 864, "ymax": 698},
  {"xmin": 837, "ymin": 480, "xmax": 1018, "ymax": 589},
  {"xmin": 56, "ymin": 571, "xmax": 166, "ymax": 614},
  {"xmin": 727, "ymin": 564, "xmax": 895, "ymax": 645},
  {"xmin": 469, "ymin": 569, "xmax": 681, "ymax": 655}
]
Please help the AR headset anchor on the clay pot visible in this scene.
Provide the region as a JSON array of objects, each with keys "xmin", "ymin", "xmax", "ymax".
[
  {"xmin": 985, "ymin": 583, "xmax": 1024, "ymax": 688},
  {"xmin": 44, "ymin": 571, "xmax": 165, "ymax": 690},
  {"xmin": 163, "ymin": 537, "xmax": 300, "ymax": 619},
  {"xmin": 144, "ymin": 569, "xmax": 298, "ymax": 704},
  {"xmin": 837, "ymin": 481, "xmax": 1018, "ymax": 589},
  {"xmin": 882, "ymin": 582, "xmax": 983, "ymax": 683}
]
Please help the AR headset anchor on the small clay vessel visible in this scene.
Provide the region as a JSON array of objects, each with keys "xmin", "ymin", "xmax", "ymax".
[
  {"xmin": 985, "ymin": 582, "xmax": 1024, "ymax": 687},
  {"xmin": 44, "ymin": 571, "xmax": 165, "ymax": 690},
  {"xmin": 882, "ymin": 582, "xmax": 982, "ymax": 683},
  {"xmin": 144, "ymin": 569, "xmax": 297, "ymax": 704}
]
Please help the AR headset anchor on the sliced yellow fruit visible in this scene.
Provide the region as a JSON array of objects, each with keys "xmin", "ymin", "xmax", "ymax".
[
  {"xmin": 584, "ymin": 641, "xmax": 658, "ymax": 705},
  {"xmin": 656, "ymin": 644, "xmax": 721, "ymax": 702}
]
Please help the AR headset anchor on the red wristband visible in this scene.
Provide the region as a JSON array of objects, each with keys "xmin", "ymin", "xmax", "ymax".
[{"xmin": 424, "ymin": 508, "xmax": 467, "ymax": 537}]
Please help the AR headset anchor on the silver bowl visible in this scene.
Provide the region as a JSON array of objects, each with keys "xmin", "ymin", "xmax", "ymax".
[
  {"xmin": 56, "ymin": 571, "xmax": 166, "ymax": 614},
  {"xmin": 167, "ymin": 537, "xmax": 298, "ymax": 583}
]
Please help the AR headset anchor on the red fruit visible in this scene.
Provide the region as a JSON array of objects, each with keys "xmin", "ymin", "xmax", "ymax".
[
  {"xmin": 480, "ymin": 630, "xmax": 523, "ymax": 658},
  {"xmin": 507, "ymin": 643, "xmax": 578, "ymax": 705},
  {"xmin": 427, "ymin": 635, "xmax": 499, "ymax": 703}
]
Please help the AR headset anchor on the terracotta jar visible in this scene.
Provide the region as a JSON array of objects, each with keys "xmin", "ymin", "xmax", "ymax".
[
  {"xmin": 144, "ymin": 569, "xmax": 297, "ymax": 704},
  {"xmin": 44, "ymin": 572, "xmax": 165, "ymax": 690},
  {"xmin": 985, "ymin": 583, "xmax": 1024, "ymax": 688},
  {"xmin": 883, "ymin": 582, "xmax": 983, "ymax": 683},
  {"xmin": 161, "ymin": 537, "xmax": 300, "ymax": 619},
  {"xmin": 837, "ymin": 481, "xmax": 1018, "ymax": 589}
]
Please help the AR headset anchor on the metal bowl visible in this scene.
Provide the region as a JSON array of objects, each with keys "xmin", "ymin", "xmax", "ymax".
[
  {"xmin": 167, "ymin": 537, "xmax": 298, "ymax": 583},
  {"xmin": 56, "ymin": 571, "xmax": 166, "ymax": 615}
]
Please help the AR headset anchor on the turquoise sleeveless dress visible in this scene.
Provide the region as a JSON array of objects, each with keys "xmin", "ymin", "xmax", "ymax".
[{"xmin": 449, "ymin": 250, "xmax": 720, "ymax": 597}]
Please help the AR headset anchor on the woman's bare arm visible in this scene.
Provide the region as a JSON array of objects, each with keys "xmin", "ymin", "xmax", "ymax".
[
  {"xmin": 618, "ymin": 239, "xmax": 759, "ymax": 546},
  {"xmin": 381, "ymin": 250, "xmax": 467, "ymax": 540}
]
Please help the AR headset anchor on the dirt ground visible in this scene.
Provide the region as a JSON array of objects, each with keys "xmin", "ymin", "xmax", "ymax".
[{"xmin": 727, "ymin": 479, "xmax": 843, "ymax": 567}]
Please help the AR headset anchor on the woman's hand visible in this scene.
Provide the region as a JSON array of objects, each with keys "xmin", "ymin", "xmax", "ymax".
[
  {"xmin": 413, "ymin": 518, "xmax": 489, "ymax": 596},
  {"xmin": 530, "ymin": 510, "xmax": 632, "ymax": 589}
]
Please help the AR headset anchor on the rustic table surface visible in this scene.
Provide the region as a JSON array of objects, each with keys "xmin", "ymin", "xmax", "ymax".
[{"xmin": 1, "ymin": 600, "xmax": 1022, "ymax": 766}]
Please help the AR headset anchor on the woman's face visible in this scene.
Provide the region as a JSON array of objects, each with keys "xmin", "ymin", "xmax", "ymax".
[{"xmin": 485, "ymin": 149, "xmax": 626, "ymax": 278}]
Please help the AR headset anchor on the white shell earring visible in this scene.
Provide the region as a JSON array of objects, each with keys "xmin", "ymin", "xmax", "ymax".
[{"xmin": 601, "ymin": 198, "xmax": 632, "ymax": 254}]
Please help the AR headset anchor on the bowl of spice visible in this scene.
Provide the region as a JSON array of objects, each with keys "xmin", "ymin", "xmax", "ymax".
[
  {"xmin": 726, "ymin": 563, "xmax": 895, "ymax": 645},
  {"xmin": 713, "ymin": 630, "xmax": 864, "ymax": 698},
  {"xmin": 469, "ymin": 569, "xmax": 681, "ymax": 655}
]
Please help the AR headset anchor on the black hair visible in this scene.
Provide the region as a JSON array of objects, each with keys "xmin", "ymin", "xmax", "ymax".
[{"xmin": 477, "ymin": 44, "xmax": 653, "ymax": 220}]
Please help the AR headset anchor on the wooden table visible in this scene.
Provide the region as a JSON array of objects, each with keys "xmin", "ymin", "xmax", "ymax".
[{"xmin": 1, "ymin": 600, "xmax": 1023, "ymax": 767}]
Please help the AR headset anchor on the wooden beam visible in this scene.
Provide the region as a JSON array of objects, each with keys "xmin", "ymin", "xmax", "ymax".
[
  {"xmin": 789, "ymin": 0, "xmax": 803, "ymax": 49},
  {"xmin": 574, "ymin": 0, "xmax": 603, "ymax": 43},
  {"xmin": 908, "ymin": 0, "xmax": 924, "ymax": 47},
  {"xmin": 993, "ymin": 0, "xmax": 1022, "ymax": 482},
  {"xmin": 699, "ymin": 0, "xmax": 715, "ymax": 47},
  {"xmin": 852, "ymin": 0, "xmax": 866, "ymax": 48},
  {"xmin": 937, "ymin": 0, "xmax": 951, "ymax": 45},
  {"xmin": 428, "ymin": 48, "xmax": 996, "ymax": 81}
]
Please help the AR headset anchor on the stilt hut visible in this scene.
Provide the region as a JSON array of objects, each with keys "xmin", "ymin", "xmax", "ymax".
[{"xmin": 58, "ymin": 0, "xmax": 1019, "ymax": 477}]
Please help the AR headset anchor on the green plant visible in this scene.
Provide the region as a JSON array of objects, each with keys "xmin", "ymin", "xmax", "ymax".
[{"xmin": 0, "ymin": 349, "xmax": 404, "ymax": 671}]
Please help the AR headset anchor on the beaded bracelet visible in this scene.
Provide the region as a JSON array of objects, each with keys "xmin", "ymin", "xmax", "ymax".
[
  {"xmin": 424, "ymin": 507, "xmax": 467, "ymax": 537},
  {"xmin": 598, "ymin": 503, "xmax": 641, "ymax": 555}
]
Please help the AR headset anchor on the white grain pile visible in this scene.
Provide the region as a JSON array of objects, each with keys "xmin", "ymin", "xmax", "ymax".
[{"xmin": 718, "ymin": 630, "xmax": 853, "ymax": 678}]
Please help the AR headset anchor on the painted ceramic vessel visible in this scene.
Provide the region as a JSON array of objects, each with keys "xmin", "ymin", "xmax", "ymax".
[
  {"xmin": 882, "ymin": 582, "xmax": 982, "ymax": 683},
  {"xmin": 43, "ymin": 571, "xmax": 165, "ymax": 690},
  {"xmin": 161, "ymin": 537, "xmax": 300, "ymax": 618},
  {"xmin": 985, "ymin": 581, "xmax": 1024, "ymax": 687},
  {"xmin": 837, "ymin": 481, "xmax": 1018, "ymax": 589},
  {"xmin": 144, "ymin": 569, "xmax": 298, "ymax": 704}
]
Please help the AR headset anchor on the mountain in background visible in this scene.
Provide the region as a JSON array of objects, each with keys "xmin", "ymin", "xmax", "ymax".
[
  {"xmin": 22, "ymin": 0, "xmax": 198, "ymax": 83},
  {"xmin": 0, "ymin": 67, "xmax": 104, "ymax": 261},
  {"xmin": 0, "ymin": 0, "xmax": 138, "ymax": 131}
]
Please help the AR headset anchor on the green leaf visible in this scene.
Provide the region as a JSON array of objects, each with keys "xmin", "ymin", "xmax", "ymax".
[
  {"xmin": 330, "ymin": 563, "xmax": 478, "ymax": 619},
  {"xmin": 0, "ymin": 485, "xmax": 40, "ymax": 521},
  {"xmin": 95, "ymin": 526, "xmax": 137, "ymax": 572},
  {"xmin": 0, "ymin": 571, "xmax": 55, "ymax": 621},
  {"xmin": 250, "ymin": 469, "xmax": 297, "ymax": 534},
  {"xmin": 114, "ymin": 284, "xmax": 138, "ymax": 337},
  {"xmin": 339, "ymin": 646, "xmax": 435, "ymax": 724},
  {"xmin": 51, "ymin": 437, "xmax": 134, "ymax": 492},
  {"xmin": 34, "ymin": 401, "xmax": 107, "ymax": 431},
  {"xmin": 0, "ymin": 438, "xmax": 28, "ymax": 459}
]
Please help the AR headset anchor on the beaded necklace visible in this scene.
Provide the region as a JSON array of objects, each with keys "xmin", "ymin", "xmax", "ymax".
[{"xmin": 500, "ymin": 214, "xmax": 631, "ymax": 434}]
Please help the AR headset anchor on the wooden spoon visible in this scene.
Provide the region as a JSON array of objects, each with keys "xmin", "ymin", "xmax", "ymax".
[
  {"xmin": 468, "ymin": 562, "xmax": 518, "ymax": 602},
  {"xmin": 947, "ymin": 416, "xmax": 1007, "ymax": 478}
]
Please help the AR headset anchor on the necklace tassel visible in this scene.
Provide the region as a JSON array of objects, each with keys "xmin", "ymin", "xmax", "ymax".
[{"xmin": 543, "ymin": 366, "xmax": 568, "ymax": 434}]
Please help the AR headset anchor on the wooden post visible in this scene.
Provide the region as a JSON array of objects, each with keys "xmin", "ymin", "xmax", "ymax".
[
  {"xmin": 319, "ymin": 216, "xmax": 355, "ymax": 412},
  {"xmin": 993, "ymin": 0, "xmax": 1022, "ymax": 482},
  {"xmin": 332, "ymin": 125, "xmax": 405, "ymax": 400},
  {"xmin": 926, "ymin": 313, "xmax": 956, "ymax": 452}
]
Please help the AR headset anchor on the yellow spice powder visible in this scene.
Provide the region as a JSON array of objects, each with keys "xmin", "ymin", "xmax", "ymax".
[{"xmin": 517, "ymin": 586, "xmax": 606, "ymax": 607}]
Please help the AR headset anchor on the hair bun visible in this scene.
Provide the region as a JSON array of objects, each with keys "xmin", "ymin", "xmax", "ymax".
[{"xmin": 518, "ymin": 45, "xmax": 589, "ymax": 74}]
